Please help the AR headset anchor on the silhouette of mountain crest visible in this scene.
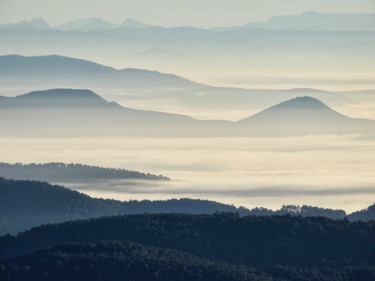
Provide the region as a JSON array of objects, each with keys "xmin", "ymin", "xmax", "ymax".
[
  {"xmin": 16, "ymin": 89, "xmax": 105, "ymax": 101},
  {"xmin": 265, "ymin": 96, "xmax": 331, "ymax": 110},
  {"xmin": 239, "ymin": 96, "xmax": 347, "ymax": 123},
  {"xmin": 8, "ymin": 89, "xmax": 122, "ymax": 110}
]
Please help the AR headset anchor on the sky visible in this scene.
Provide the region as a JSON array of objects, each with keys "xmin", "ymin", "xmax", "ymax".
[{"xmin": 0, "ymin": 0, "xmax": 374, "ymax": 28}]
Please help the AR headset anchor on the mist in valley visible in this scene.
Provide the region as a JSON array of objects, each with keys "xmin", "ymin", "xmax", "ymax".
[
  {"xmin": 1, "ymin": 8, "xmax": 375, "ymax": 215},
  {"xmin": 1, "ymin": 135, "xmax": 374, "ymax": 213}
]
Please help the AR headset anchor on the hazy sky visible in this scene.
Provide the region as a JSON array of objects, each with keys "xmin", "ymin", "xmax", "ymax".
[{"xmin": 1, "ymin": 0, "xmax": 374, "ymax": 27}]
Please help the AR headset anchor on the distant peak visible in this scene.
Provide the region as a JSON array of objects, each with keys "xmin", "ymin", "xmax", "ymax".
[
  {"xmin": 301, "ymin": 11, "xmax": 319, "ymax": 15},
  {"xmin": 271, "ymin": 96, "xmax": 329, "ymax": 110},
  {"xmin": 288, "ymin": 96, "xmax": 319, "ymax": 101},
  {"xmin": 238, "ymin": 96, "xmax": 348, "ymax": 124},
  {"xmin": 18, "ymin": 18, "xmax": 50, "ymax": 29},
  {"xmin": 16, "ymin": 89, "xmax": 104, "ymax": 101},
  {"xmin": 121, "ymin": 18, "xmax": 152, "ymax": 28},
  {"xmin": 123, "ymin": 18, "xmax": 142, "ymax": 24},
  {"xmin": 24, "ymin": 18, "xmax": 48, "ymax": 24},
  {"xmin": 57, "ymin": 18, "xmax": 118, "ymax": 31}
]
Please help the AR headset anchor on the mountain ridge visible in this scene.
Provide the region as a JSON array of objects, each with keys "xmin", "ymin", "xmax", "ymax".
[
  {"xmin": 57, "ymin": 17, "xmax": 117, "ymax": 31},
  {"xmin": 2, "ymin": 12, "xmax": 375, "ymax": 32},
  {"xmin": 239, "ymin": 96, "xmax": 348, "ymax": 122},
  {"xmin": 212, "ymin": 11, "xmax": 375, "ymax": 32},
  {"xmin": 0, "ymin": 54, "xmax": 203, "ymax": 89},
  {"xmin": 0, "ymin": 177, "xmax": 351, "ymax": 235},
  {"xmin": 235, "ymin": 96, "xmax": 375, "ymax": 136},
  {"xmin": 1, "ymin": 89, "xmax": 374, "ymax": 137},
  {"xmin": 121, "ymin": 18, "xmax": 154, "ymax": 29},
  {"xmin": 2, "ymin": 212, "xmax": 375, "ymax": 269}
]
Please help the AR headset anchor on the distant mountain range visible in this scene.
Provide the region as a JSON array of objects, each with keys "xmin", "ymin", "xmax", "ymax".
[
  {"xmin": 0, "ymin": 54, "xmax": 366, "ymax": 120},
  {"xmin": 57, "ymin": 18, "xmax": 118, "ymax": 31},
  {"xmin": 212, "ymin": 11, "xmax": 375, "ymax": 32},
  {"xmin": 2, "ymin": 12, "xmax": 374, "ymax": 32},
  {"xmin": 0, "ymin": 18, "xmax": 50, "ymax": 30},
  {"xmin": 0, "ymin": 89, "xmax": 374, "ymax": 137},
  {"xmin": 0, "ymin": 55, "xmax": 202, "ymax": 89},
  {"xmin": 1, "ymin": 15, "xmax": 373, "ymax": 85}
]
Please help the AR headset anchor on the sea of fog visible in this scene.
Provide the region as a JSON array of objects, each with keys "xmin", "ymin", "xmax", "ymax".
[{"xmin": 1, "ymin": 135, "xmax": 375, "ymax": 213}]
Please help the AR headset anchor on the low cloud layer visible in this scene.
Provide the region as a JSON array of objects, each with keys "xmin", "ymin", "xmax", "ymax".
[{"xmin": 1, "ymin": 135, "xmax": 375, "ymax": 212}]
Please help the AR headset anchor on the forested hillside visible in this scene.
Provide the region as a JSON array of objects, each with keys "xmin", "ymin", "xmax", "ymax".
[
  {"xmin": 2, "ymin": 213, "xmax": 375, "ymax": 268},
  {"xmin": 0, "ymin": 241, "xmax": 269, "ymax": 281},
  {"xmin": 0, "ymin": 177, "xmax": 349, "ymax": 235},
  {"xmin": 0, "ymin": 162, "xmax": 169, "ymax": 182},
  {"xmin": 2, "ymin": 240, "xmax": 374, "ymax": 281}
]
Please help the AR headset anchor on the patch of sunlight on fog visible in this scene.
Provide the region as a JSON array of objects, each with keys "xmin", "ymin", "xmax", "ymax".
[
  {"xmin": 1, "ymin": 135, "xmax": 375, "ymax": 212},
  {"xmin": 194, "ymin": 72, "xmax": 375, "ymax": 92},
  {"xmin": 335, "ymin": 103, "xmax": 375, "ymax": 121}
]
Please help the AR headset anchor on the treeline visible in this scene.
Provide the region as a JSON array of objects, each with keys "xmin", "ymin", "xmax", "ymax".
[
  {"xmin": 2, "ymin": 213, "xmax": 375, "ymax": 268},
  {"xmin": 348, "ymin": 204, "xmax": 375, "ymax": 222},
  {"xmin": 247, "ymin": 205, "xmax": 345, "ymax": 219},
  {"xmin": 0, "ymin": 178, "xmax": 352, "ymax": 236},
  {"xmin": 0, "ymin": 162, "xmax": 169, "ymax": 182}
]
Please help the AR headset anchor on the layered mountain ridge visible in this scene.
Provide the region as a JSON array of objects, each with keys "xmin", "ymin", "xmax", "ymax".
[
  {"xmin": 0, "ymin": 89, "xmax": 374, "ymax": 137},
  {"xmin": 0, "ymin": 55, "xmax": 202, "ymax": 89},
  {"xmin": 2, "ymin": 12, "xmax": 375, "ymax": 32}
]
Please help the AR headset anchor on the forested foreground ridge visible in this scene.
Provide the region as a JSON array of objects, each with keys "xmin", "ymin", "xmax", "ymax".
[
  {"xmin": 1, "ymin": 213, "xmax": 375, "ymax": 267},
  {"xmin": 0, "ymin": 241, "xmax": 269, "ymax": 281},
  {"xmin": 2, "ymin": 178, "xmax": 375, "ymax": 280},
  {"xmin": 0, "ymin": 162, "xmax": 169, "ymax": 182},
  {"xmin": 0, "ymin": 177, "xmax": 356, "ymax": 235},
  {"xmin": 1, "ymin": 240, "xmax": 374, "ymax": 281}
]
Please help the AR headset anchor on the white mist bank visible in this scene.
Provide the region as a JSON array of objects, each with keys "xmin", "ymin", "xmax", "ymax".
[{"xmin": 1, "ymin": 135, "xmax": 375, "ymax": 212}]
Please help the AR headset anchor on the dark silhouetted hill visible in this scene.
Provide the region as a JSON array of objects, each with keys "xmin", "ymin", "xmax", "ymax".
[
  {"xmin": 0, "ymin": 177, "xmax": 121, "ymax": 235},
  {"xmin": 1, "ymin": 240, "xmax": 374, "ymax": 281},
  {"xmin": 348, "ymin": 203, "xmax": 375, "ymax": 222},
  {"xmin": 0, "ymin": 177, "xmax": 348, "ymax": 235},
  {"xmin": 1, "ymin": 213, "xmax": 375, "ymax": 269},
  {"xmin": 0, "ymin": 240, "xmax": 269, "ymax": 281},
  {"xmin": 0, "ymin": 162, "xmax": 169, "ymax": 182},
  {"xmin": 0, "ymin": 177, "xmax": 246, "ymax": 235}
]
